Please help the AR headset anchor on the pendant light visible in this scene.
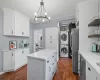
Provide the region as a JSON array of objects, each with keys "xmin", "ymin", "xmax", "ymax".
[{"xmin": 34, "ymin": 0, "xmax": 51, "ymax": 23}]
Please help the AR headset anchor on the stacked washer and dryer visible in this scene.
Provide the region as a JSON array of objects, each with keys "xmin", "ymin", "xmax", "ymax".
[{"xmin": 60, "ymin": 27, "xmax": 69, "ymax": 58}]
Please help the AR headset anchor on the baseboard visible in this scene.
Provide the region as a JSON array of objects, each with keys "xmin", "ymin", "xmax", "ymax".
[
  {"xmin": 0, "ymin": 64, "xmax": 27, "ymax": 76},
  {"xmin": 0, "ymin": 72, "xmax": 4, "ymax": 75}
]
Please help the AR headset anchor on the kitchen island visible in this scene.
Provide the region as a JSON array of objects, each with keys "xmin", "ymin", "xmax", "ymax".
[
  {"xmin": 79, "ymin": 51, "xmax": 100, "ymax": 80},
  {"xmin": 27, "ymin": 49, "xmax": 57, "ymax": 80}
]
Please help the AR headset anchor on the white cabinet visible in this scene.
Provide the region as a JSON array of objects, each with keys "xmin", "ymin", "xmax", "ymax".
[
  {"xmin": 45, "ymin": 27, "xmax": 58, "ymax": 40},
  {"xmin": 27, "ymin": 49, "xmax": 57, "ymax": 80},
  {"xmin": 97, "ymin": 76, "xmax": 100, "ymax": 80},
  {"xmin": 45, "ymin": 39, "xmax": 58, "ymax": 50},
  {"xmin": 86, "ymin": 61, "xmax": 97, "ymax": 80},
  {"xmin": 22, "ymin": 48, "xmax": 30, "ymax": 65},
  {"xmin": 15, "ymin": 50, "xmax": 23, "ymax": 70},
  {"xmin": 3, "ymin": 51, "xmax": 15, "ymax": 71},
  {"xmin": 45, "ymin": 27, "xmax": 59, "ymax": 61},
  {"xmin": 3, "ymin": 8, "xmax": 15, "ymax": 35},
  {"xmin": 3, "ymin": 48, "xmax": 29, "ymax": 72},
  {"xmin": 22, "ymin": 16, "xmax": 30, "ymax": 37},
  {"xmin": 2, "ymin": 8, "xmax": 30, "ymax": 37}
]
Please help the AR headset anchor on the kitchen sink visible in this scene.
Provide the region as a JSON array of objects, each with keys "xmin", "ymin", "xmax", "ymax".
[{"xmin": 96, "ymin": 62, "xmax": 100, "ymax": 67}]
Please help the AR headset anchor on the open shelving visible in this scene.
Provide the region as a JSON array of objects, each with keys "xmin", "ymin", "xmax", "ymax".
[{"xmin": 88, "ymin": 18, "xmax": 100, "ymax": 38}]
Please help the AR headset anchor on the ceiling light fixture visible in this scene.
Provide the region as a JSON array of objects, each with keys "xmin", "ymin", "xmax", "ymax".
[{"xmin": 34, "ymin": 0, "xmax": 51, "ymax": 23}]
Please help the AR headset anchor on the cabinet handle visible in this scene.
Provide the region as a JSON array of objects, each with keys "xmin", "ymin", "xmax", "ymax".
[
  {"xmin": 54, "ymin": 52, "xmax": 57, "ymax": 54},
  {"xmin": 52, "ymin": 56, "xmax": 54, "ymax": 58},
  {"xmin": 52, "ymin": 63, "xmax": 54, "ymax": 65},
  {"xmin": 12, "ymin": 30, "xmax": 13, "ymax": 34},
  {"xmin": 12, "ymin": 53, "xmax": 13, "ymax": 56},
  {"xmin": 50, "ymin": 41, "xmax": 52, "ymax": 43},
  {"xmin": 88, "ymin": 67, "xmax": 91, "ymax": 71},
  {"xmin": 22, "ymin": 51, "xmax": 24, "ymax": 54},
  {"xmin": 50, "ymin": 36, "xmax": 52, "ymax": 39},
  {"xmin": 52, "ymin": 72, "xmax": 54, "ymax": 75},
  {"xmin": 22, "ymin": 32, "xmax": 24, "ymax": 35},
  {"xmin": 47, "ymin": 61, "xmax": 49, "ymax": 63},
  {"xmin": 49, "ymin": 67, "xmax": 51, "ymax": 72}
]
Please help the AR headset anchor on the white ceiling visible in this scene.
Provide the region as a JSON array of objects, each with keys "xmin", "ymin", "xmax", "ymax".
[{"xmin": 0, "ymin": 0, "xmax": 86, "ymax": 22}]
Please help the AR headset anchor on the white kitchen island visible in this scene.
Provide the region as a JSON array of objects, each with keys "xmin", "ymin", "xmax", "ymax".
[{"xmin": 27, "ymin": 49, "xmax": 57, "ymax": 80}]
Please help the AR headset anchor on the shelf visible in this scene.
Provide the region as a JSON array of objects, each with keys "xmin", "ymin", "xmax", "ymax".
[
  {"xmin": 88, "ymin": 18, "xmax": 100, "ymax": 26},
  {"xmin": 88, "ymin": 34, "xmax": 100, "ymax": 38}
]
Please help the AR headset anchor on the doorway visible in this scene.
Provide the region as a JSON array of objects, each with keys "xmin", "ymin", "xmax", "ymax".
[{"xmin": 33, "ymin": 29, "xmax": 43, "ymax": 52}]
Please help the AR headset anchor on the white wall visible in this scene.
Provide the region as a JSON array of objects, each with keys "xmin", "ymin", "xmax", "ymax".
[{"xmin": 79, "ymin": 0, "xmax": 98, "ymax": 52}]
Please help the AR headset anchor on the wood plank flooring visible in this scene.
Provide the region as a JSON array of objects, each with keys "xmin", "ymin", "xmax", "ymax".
[{"xmin": 0, "ymin": 58, "xmax": 79, "ymax": 80}]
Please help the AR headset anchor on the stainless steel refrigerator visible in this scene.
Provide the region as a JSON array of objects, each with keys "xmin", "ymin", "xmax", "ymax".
[{"xmin": 70, "ymin": 28, "xmax": 79, "ymax": 74}]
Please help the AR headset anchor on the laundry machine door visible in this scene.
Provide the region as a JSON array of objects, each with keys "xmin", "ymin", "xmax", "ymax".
[
  {"xmin": 60, "ymin": 46, "xmax": 68, "ymax": 57},
  {"xmin": 60, "ymin": 31, "xmax": 68, "ymax": 44}
]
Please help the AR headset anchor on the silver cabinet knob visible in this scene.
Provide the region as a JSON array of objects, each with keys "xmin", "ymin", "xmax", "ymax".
[
  {"xmin": 47, "ymin": 61, "xmax": 49, "ymax": 63},
  {"xmin": 50, "ymin": 41, "xmax": 52, "ymax": 43},
  {"xmin": 22, "ymin": 51, "xmax": 24, "ymax": 53},
  {"xmin": 52, "ymin": 63, "xmax": 54, "ymax": 65}
]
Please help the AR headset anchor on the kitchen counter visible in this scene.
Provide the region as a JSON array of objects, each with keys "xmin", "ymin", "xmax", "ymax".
[
  {"xmin": 2, "ymin": 48, "xmax": 29, "ymax": 51},
  {"xmin": 79, "ymin": 51, "xmax": 100, "ymax": 76},
  {"xmin": 28, "ymin": 49, "xmax": 56, "ymax": 60}
]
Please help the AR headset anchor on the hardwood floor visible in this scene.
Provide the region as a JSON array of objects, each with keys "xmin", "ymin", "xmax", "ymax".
[{"xmin": 0, "ymin": 58, "xmax": 79, "ymax": 80}]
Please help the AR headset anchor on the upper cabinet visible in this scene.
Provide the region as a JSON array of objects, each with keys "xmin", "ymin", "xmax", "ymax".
[
  {"xmin": 45, "ymin": 27, "xmax": 58, "ymax": 40},
  {"xmin": 3, "ymin": 8, "xmax": 30, "ymax": 37}
]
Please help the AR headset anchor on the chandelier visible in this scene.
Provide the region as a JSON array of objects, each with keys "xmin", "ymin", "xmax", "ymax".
[{"xmin": 34, "ymin": 0, "xmax": 51, "ymax": 23}]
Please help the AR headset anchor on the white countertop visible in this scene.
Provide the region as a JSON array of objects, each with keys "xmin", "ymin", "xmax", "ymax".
[
  {"xmin": 2, "ymin": 48, "xmax": 29, "ymax": 51},
  {"xmin": 79, "ymin": 51, "xmax": 100, "ymax": 76},
  {"xmin": 28, "ymin": 49, "xmax": 56, "ymax": 60}
]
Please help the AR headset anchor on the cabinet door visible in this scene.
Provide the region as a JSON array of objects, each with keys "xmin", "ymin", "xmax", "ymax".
[
  {"xmin": 3, "ymin": 51, "xmax": 14, "ymax": 71},
  {"xmin": 15, "ymin": 50, "xmax": 23, "ymax": 70},
  {"xmin": 86, "ymin": 62, "xmax": 97, "ymax": 80},
  {"xmin": 45, "ymin": 27, "xmax": 58, "ymax": 40},
  {"xmin": 22, "ymin": 16, "xmax": 30, "ymax": 37},
  {"xmin": 97, "ymin": 77, "xmax": 100, "ymax": 80},
  {"xmin": 45, "ymin": 39, "xmax": 58, "ymax": 50},
  {"xmin": 23, "ymin": 48, "xmax": 29, "ymax": 64},
  {"xmin": 14, "ymin": 11, "xmax": 22, "ymax": 36},
  {"xmin": 3, "ymin": 8, "xmax": 15, "ymax": 35},
  {"xmin": 80, "ymin": 55, "xmax": 86, "ymax": 80},
  {"xmin": 46, "ymin": 59, "xmax": 52, "ymax": 80}
]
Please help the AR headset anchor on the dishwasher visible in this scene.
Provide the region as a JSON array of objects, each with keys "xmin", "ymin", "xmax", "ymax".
[{"xmin": 80, "ymin": 55, "xmax": 86, "ymax": 80}]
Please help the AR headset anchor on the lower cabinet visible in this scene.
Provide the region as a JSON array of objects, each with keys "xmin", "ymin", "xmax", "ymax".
[
  {"xmin": 97, "ymin": 77, "xmax": 100, "ymax": 80},
  {"xmin": 3, "ymin": 51, "xmax": 15, "ymax": 71},
  {"xmin": 27, "ymin": 51, "xmax": 57, "ymax": 80},
  {"xmin": 3, "ymin": 48, "xmax": 29, "ymax": 72},
  {"xmin": 86, "ymin": 61, "xmax": 97, "ymax": 80},
  {"xmin": 80, "ymin": 55, "xmax": 86, "ymax": 80}
]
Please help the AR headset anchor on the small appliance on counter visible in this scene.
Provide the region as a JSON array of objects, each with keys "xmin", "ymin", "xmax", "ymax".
[
  {"xmin": 92, "ymin": 43, "xmax": 100, "ymax": 52},
  {"xmin": 9, "ymin": 41, "xmax": 17, "ymax": 50}
]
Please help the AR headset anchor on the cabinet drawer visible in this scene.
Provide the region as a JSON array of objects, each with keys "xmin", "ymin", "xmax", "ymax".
[
  {"xmin": 86, "ymin": 61, "xmax": 97, "ymax": 80},
  {"xmin": 45, "ymin": 39, "xmax": 58, "ymax": 50}
]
